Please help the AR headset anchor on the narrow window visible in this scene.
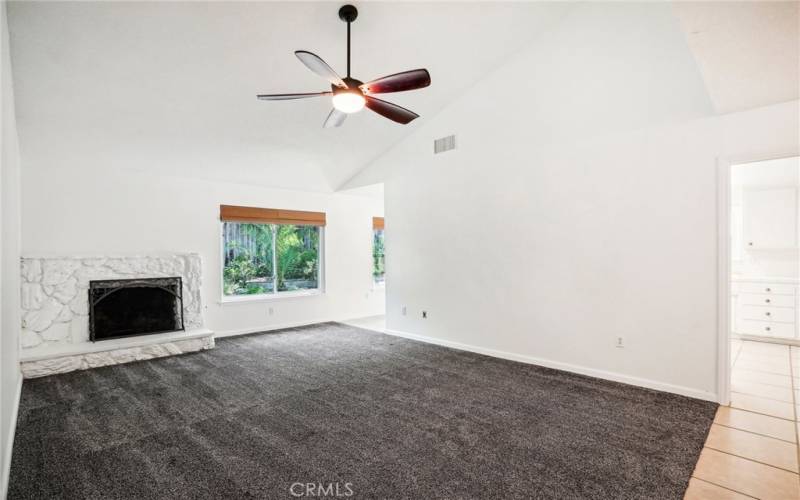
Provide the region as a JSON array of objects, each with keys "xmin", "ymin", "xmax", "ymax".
[
  {"xmin": 222, "ymin": 222, "xmax": 275, "ymax": 295},
  {"xmin": 372, "ymin": 217, "xmax": 385, "ymax": 286},
  {"xmin": 276, "ymin": 224, "xmax": 320, "ymax": 292}
]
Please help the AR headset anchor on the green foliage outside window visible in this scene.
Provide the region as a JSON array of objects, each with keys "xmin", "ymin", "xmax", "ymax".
[
  {"xmin": 223, "ymin": 222, "xmax": 319, "ymax": 296},
  {"xmin": 373, "ymin": 229, "xmax": 385, "ymax": 284},
  {"xmin": 276, "ymin": 225, "xmax": 319, "ymax": 291}
]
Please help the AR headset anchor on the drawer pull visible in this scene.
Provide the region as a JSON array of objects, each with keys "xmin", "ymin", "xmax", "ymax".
[
  {"xmin": 766, "ymin": 327, "xmax": 771, "ymax": 332},
  {"xmin": 766, "ymin": 299, "xmax": 771, "ymax": 303},
  {"xmin": 748, "ymin": 242, "xmax": 754, "ymax": 246},
  {"xmin": 766, "ymin": 288, "xmax": 771, "ymax": 292},
  {"xmin": 766, "ymin": 312, "xmax": 772, "ymax": 316}
]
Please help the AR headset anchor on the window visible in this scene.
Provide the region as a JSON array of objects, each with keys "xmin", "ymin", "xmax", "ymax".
[
  {"xmin": 221, "ymin": 205, "xmax": 324, "ymax": 298},
  {"xmin": 373, "ymin": 217, "xmax": 385, "ymax": 285}
]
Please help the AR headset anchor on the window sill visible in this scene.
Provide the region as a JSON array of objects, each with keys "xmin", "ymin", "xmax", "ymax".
[{"xmin": 219, "ymin": 289, "xmax": 323, "ymax": 305}]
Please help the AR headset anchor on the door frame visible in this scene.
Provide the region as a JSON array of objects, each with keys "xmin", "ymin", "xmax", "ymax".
[{"xmin": 717, "ymin": 150, "xmax": 799, "ymax": 405}]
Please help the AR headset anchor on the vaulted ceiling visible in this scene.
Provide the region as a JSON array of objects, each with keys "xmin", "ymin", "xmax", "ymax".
[
  {"xmin": 8, "ymin": 1, "xmax": 569, "ymax": 192},
  {"xmin": 673, "ymin": 1, "xmax": 799, "ymax": 114},
  {"xmin": 8, "ymin": 2, "xmax": 799, "ymax": 194}
]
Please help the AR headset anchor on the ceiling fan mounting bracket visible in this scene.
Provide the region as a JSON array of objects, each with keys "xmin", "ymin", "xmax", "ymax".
[{"xmin": 338, "ymin": 5, "xmax": 358, "ymax": 23}]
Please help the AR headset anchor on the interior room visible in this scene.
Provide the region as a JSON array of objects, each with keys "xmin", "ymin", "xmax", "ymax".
[{"xmin": 0, "ymin": 1, "xmax": 798, "ymax": 499}]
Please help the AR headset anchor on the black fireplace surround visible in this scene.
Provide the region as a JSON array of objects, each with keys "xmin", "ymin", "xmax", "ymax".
[{"xmin": 89, "ymin": 277, "xmax": 185, "ymax": 342}]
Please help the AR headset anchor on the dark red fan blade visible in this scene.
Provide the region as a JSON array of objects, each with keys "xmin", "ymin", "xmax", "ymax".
[
  {"xmin": 365, "ymin": 96, "xmax": 419, "ymax": 124},
  {"xmin": 361, "ymin": 69, "xmax": 431, "ymax": 94},
  {"xmin": 257, "ymin": 92, "xmax": 331, "ymax": 101}
]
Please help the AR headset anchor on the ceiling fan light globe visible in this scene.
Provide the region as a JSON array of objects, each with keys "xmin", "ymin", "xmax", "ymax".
[{"xmin": 332, "ymin": 92, "xmax": 365, "ymax": 113}]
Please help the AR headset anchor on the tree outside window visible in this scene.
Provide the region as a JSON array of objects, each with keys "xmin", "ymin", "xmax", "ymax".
[
  {"xmin": 223, "ymin": 222, "xmax": 320, "ymax": 296},
  {"xmin": 373, "ymin": 228, "xmax": 385, "ymax": 285}
]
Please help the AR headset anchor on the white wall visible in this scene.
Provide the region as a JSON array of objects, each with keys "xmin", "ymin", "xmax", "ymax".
[
  {"xmin": 348, "ymin": 3, "xmax": 799, "ymax": 401},
  {"xmin": 1, "ymin": 0, "xmax": 22, "ymax": 495},
  {"xmin": 21, "ymin": 166, "xmax": 385, "ymax": 338}
]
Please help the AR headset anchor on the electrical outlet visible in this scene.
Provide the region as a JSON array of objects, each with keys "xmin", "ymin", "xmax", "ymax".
[
  {"xmin": 268, "ymin": 307, "xmax": 274, "ymax": 316},
  {"xmin": 401, "ymin": 306, "xmax": 407, "ymax": 316},
  {"xmin": 615, "ymin": 336, "xmax": 624, "ymax": 348},
  {"xmin": 422, "ymin": 311, "xmax": 428, "ymax": 319}
]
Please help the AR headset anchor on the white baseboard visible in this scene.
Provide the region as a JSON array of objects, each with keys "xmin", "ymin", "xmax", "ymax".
[
  {"xmin": 1, "ymin": 374, "xmax": 23, "ymax": 500},
  {"xmin": 384, "ymin": 328, "xmax": 718, "ymax": 403},
  {"xmin": 214, "ymin": 318, "xmax": 336, "ymax": 339}
]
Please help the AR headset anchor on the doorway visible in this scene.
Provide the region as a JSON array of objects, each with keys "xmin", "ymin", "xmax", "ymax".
[
  {"xmin": 729, "ymin": 156, "xmax": 799, "ymax": 346},
  {"xmin": 718, "ymin": 154, "xmax": 799, "ymax": 414},
  {"xmin": 703, "ymin": 154, "xmax": 800, "ymax": 496}
]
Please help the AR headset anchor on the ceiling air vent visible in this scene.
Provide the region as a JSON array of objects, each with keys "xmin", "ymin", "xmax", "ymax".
[{"xmin": 434, "ymin": 135, "xmax": 456, "ymax": 154}]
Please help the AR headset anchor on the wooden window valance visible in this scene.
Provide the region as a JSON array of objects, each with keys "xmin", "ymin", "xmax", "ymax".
[
  {"xmin": 220, "ymin": 205, "xmax": 326, "ymax": 226},
  {"xmin": 373, "ymin": 217, "xmax": 384, "ymax": 230}
]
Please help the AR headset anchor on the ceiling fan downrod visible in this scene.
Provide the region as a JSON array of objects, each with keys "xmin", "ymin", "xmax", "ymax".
[{"xmin": 338, "ymin": 5, "xmax": 358, "ymax": 79}]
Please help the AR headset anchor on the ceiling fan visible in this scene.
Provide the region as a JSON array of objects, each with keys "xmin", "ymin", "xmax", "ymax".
[{"xmin": 257, "ymin": 4, "xmax": 431, "ymax": 128}]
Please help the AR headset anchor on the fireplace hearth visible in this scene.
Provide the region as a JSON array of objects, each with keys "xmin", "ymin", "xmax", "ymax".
[{"xmin": 89, "ymin": 277, "xmax": 185, "ymax": 341}]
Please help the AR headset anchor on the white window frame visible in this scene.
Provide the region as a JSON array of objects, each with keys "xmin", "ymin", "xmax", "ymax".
[{"xmin": 219, "ymin": 222, "xmax": 325, "ymax": 304}]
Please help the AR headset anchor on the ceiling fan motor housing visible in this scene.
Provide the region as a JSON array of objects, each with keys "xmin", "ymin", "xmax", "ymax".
[{"xmin": 334, "ymin": 77, "xmax": 364, "ymax": 93}]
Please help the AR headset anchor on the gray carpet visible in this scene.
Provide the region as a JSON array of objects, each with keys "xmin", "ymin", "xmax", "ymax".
[{"xmin": 8, "ymin": 322, "xmax": 716, "ymax": 499}]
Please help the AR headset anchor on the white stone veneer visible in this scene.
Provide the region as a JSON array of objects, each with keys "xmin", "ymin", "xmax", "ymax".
[
  {"xmin": 21, "ymin": 335, "xmax": 214, "ymax": 378},
  {"xmin": 20, "ymin": 254, "xmax": 210, "ymax": 376}
]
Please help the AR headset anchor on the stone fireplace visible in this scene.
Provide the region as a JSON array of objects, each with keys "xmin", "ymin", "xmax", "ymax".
[{"xmin": 20, "ymin": 254, "xmax": 213, "ymax": 377}]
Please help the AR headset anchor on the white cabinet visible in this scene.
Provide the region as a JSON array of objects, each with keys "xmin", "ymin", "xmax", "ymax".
[
  {"xmin": 739, "ymin": 292, "xmax": 795, "ymax": 308},
  {"xmin": 738, "ymin": 320, "xmax": 795, "ymax": 338},
  {"xmin": 732, "ymin": 278, "xmax": 798, "ymax": 341},
  {"xmin": 741, "ymin": 305, "xmax": 795, "ymax": 323},
  {"xmin": 742, "ymin": 187, "xmax": 798, "ymax": 250}
]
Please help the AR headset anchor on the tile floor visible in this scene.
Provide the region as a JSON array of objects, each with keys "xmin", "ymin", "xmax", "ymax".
[{"xmin": 687, "ymin": 339, "xmax": 800, "ymax": 499}]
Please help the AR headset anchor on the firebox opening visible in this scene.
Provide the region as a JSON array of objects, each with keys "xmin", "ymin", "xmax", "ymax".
[{"xmin": 89, "ymin": 277, "xmax": 184, "ymax": 342}]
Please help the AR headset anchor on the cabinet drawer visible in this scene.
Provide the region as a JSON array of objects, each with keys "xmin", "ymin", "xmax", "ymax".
[
  {"xmin": 739, "ymin": 293, "xmax": 796, "ymax": 308},
  {"xmin": 741, "ymin": 305, "xmax": 796, "ymax": 323},
  {"xmin": 736, "ymin": 282, "xmax": 796, "ymax": 296},
  {"xmin": 738, "ymin": 320, "xmax": 795, "ymax": 338}
]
